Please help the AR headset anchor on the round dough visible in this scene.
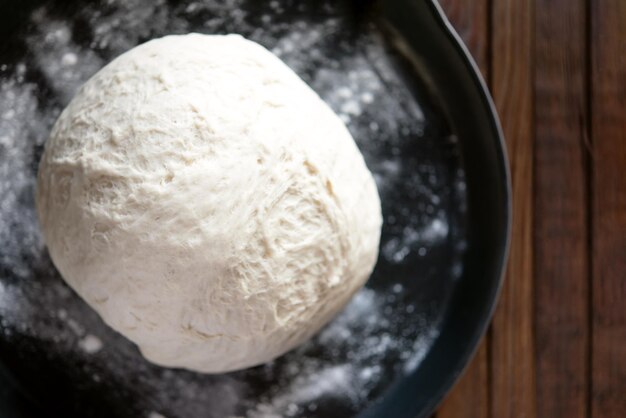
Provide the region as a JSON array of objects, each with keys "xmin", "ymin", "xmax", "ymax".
[{"xmin": 36, "ymin": 34, "xmax": 382, "ymax": 373}]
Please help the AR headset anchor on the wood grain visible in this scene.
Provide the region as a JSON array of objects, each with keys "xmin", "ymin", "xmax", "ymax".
[
  {"xmin": 534, "ymin": 0, "xmax": 590, "ymax": 417},
  {"xmin": 490, "ymin": 0, "xmax": 537, "ymax": 417},
  {"xmin": 435, "ymin": 2, "xmax": 491, "ymax": 417},
  {"xmin": 590, "ymin": 0, "xmax": 626, "ymax": 417},
  {"xmin": 436, "ymin": 0, "xmax": 489, "ymax": 76},
  {"xmin": 433, "ymin": 1, "xmax": 626, "ymax": 417}
]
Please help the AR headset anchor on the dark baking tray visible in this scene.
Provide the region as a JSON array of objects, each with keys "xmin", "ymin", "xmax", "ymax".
[{"xmin": 0, "ymin": 0, "xmax": 510, "ymax": 417}]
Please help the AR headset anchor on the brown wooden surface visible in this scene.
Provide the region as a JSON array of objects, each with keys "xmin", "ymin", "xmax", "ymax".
[
  {"xmin": 490, "ymin": 0, "xmax": 537, "ymax": 416},
  {"xmin": 590, "ymin": 1, "xmax": 626, "ymax": 417},
  {"xmin": 435, "ymin": 3, "xmax": 490, "ymax": 417},
  {"xmin": 434, "ymin": 0, "xmax": 626, "ymax": 417},
  {"xmin": 534, "ymin": 0, "xmax": 590, "ymax": 417}
]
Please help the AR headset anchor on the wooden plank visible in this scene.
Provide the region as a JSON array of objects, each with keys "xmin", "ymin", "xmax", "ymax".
[
  {"xmin": 435, "ymin": 1, "xmax": 491, "ymax": 417},
  {"xmin": 590, "ymin": 1, "xmax": 626, "ymax": 417},
  {"xmin": 533, "ymin": 0, "xmax": 590, "ymax": 417},
  {"xmin": 437, "ymin": 0, "xmax": 489, "ymax": 76},
  {"xmin": 490, "ymin": 0, "xmax": 537, "ymax": 416}
]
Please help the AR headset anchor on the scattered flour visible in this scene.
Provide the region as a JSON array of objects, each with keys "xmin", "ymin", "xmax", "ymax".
[
  {"xmin": 382, "ymin": 214, "xmax": 450, "ymax": 264},
  {"xmin": 79, "ymin": 334, "xmax": 104, "ymax": 354}
]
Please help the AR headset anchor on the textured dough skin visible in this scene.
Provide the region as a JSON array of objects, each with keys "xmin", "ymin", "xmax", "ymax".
[{"xmin": 36, "ymin": 34, "xmax": 382, "ymax": 373}]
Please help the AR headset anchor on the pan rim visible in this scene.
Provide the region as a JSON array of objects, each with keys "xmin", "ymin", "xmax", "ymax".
[{"xmin": 362, "ymin": 0, "xmax": 512, "ymax": 417}]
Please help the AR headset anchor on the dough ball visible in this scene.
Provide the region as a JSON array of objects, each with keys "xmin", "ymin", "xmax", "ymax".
[{"xmin": 36, "ymin": 34, "xmax": 382, "ymax": 373}]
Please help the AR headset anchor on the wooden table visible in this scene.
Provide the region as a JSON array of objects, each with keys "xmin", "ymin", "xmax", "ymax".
[{"xmin": 434, "ymin": 1, "xmax": 626, "ymax": 417}]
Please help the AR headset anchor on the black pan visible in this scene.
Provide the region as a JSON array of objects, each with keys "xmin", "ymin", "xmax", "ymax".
[{"xmin": 0, "ymin": 0, "xmax": 510, "ymax": 417}]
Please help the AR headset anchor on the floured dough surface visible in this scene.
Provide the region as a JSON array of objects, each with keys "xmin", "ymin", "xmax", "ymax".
[{"xmin": 36, "ymin": 33, "xmax": 382, "ymax": 373}]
